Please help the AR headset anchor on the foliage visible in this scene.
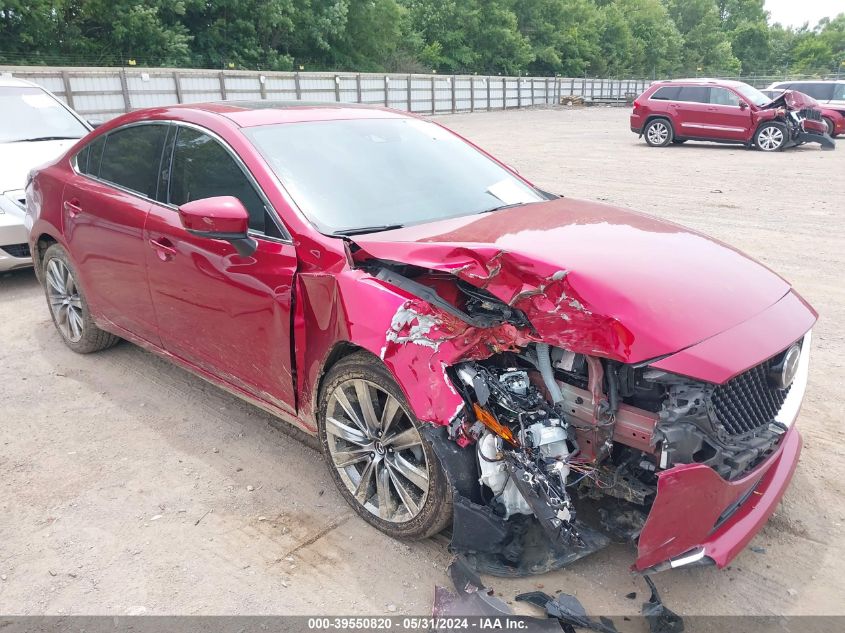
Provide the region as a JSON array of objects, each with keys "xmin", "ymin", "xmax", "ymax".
[{"xmin": 0, "ymin": 0, "xmax": 843, "ymax": 77}]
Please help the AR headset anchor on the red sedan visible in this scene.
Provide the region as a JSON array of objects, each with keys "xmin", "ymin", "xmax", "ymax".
[{"xmin": 26, "ymin": 102, "xmax": 815, "ymax": 576}]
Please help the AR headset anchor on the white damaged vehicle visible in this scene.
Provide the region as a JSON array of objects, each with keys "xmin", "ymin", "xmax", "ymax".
[{"xmin": 1, "ymin": 77, "xmax": 91, "ymax": 272}]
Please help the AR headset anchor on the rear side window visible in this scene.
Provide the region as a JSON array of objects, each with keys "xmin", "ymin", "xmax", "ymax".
[
  {"xmin": 677, "ymin": 86, "xmax": 710, "ymax": 103},
  {"xmin": 794, "ymin": 83, "xmax": 834, "ymax": 101},
  {"xmin": 168, "ymin": 127, "xmax": 271, "ymax": 234},
  {"xmin": 75, "ymin": 135, "xmax": 106, "ymax": 176},
  {"xmin": 710, "ymin": 87, "xmax": 741, "ymax": 106},
  {"xmin": 650, "ymin": 86, "xmax": 680, "ymax": 101},
  {"xmin": 99, "ymin": 125, "xmax": 168, "ymax": 198}
]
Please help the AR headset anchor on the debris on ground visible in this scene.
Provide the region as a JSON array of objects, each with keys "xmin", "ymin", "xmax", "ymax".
[
  {"xmin": 433, "ymin": 557, "xmax": 559, "ymax": 631},
  {"xmin": 516, "ymin": 590, "xmax": 618, "ymax": 633},
  {"xmin": 642, "ymin": 576, "xmax": 684, "ymax": 633}
]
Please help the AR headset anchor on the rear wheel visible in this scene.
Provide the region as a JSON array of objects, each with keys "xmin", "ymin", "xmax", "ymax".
[
  {"xmin": 42, "ymin": 244, "xmax": 120, "ymax": 353},
  {"xmin": 754, "ymin": 122, "xmax": 787, "ymax": 152},
  {"xmin": 318, "ymin": 352, "xmax": 453, "ymax": 539},
  {"xmin": 643, "ymin": 119, "xmax": 673, "ymax": 147}
]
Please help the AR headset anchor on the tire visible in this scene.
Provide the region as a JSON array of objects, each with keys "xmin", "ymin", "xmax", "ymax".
[
  {"xmin": 318, "ymin": 352, "xmax": 453, "ymax": 540},
  {"xmin": 643, "ymin": 118, "xmax": 673, "ymax": 147},
  {"xmin": 42, "ymin": 244, "xmax": 120, "ymax": 354},
  {"xmin": 822, "ymin": 117, "xmax": 835, "ymax": 137},
  {"xmin": 754, "ymin": 121, "xmax": 787, "ymax": 152}
]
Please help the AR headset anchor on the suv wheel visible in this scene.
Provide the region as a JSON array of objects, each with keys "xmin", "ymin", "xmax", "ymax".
[
  {"xmin": 318, "ymin": 352, "xmax": 453, "ymax": 540},
  {"xmin": 755, "ymin": 122, "xmax": 787, "ymax": 151},
  {"xmin": 644, "ymin": 119, "xmax": 673, "ymax": 147},
  {"xmin": 42, "ymin": 244, "xmax": 120, "ymax": 353}
]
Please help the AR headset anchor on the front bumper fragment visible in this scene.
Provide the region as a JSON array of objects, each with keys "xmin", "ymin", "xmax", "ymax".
[{"xmin": 635, "ymin": 426, "xmax": 802, "ymax": 572}]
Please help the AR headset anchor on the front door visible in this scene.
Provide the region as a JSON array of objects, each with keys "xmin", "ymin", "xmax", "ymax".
[
  {"xmin": 61, "ymin": 123, "xmax": 169, "ymax": 345},
  {"xmin": 143, "ymin": 125, "xmax": 298, "ymax": 414},
  {"xmin": 705, "ymin": 87, "xmax": 753, "ymax": 142}
]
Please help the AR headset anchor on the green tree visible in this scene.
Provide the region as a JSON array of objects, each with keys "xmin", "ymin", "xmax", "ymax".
[{"xmin": 666, "ymin": 0, "xmax": 740, "ymax": 74}]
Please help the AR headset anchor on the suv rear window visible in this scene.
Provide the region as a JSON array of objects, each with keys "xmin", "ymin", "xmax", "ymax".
[
  {"xmin": 677, "ymin": 86, "xmax": 710, "ymax": 103},
  {"xmin": 650, "ymin": 86, "xmax": 680, "ymax": 101}
]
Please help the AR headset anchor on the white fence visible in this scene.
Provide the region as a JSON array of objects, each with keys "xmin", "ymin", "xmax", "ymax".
[{"xmin": 0, "ymin": 65, "xmax": 654, "ymax": 121}]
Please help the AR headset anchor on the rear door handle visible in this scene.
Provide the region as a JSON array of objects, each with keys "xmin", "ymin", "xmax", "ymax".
[
  {"xmin": 64, "ymin": 199, "xmax": 82, "ymax": 217},
  {"xmin": 149, "ymin": 237, "xmax": 177, "ymax": 261}
]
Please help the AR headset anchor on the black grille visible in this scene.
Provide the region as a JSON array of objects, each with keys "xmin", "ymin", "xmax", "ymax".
[
  {"xmin": 710, "ymin": 358, "xmax": 790, "ymax": 436},
  {"xmin": 800, "ymin": 108, "xmax": 822, "ymax": 121},
  {"xmin": 1, "ymin": 243, "xmax": 31, "ymax": 258}
]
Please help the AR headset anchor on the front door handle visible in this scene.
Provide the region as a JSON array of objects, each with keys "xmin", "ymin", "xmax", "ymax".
[
  {"xmin": 64, "ymin": 199, "xmax": 83, "ymax": 217},
  {"xmin": 149, "ymin": 237, "xmax": 177, "ymax": 261}
]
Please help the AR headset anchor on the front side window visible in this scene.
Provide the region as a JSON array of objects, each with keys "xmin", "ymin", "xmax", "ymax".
[
  {"xmin": 677, "ymin": 86, "xmax": 710, "ymax": 103},
  {"xmin": 832, "ymin": 83, "xmax": 845, "ymax": 101},
  {"xmin": 99, "ymin": 125, "xmax": 168, "ymax": 198},
  {"xmin": 710, "ymin": 88, "xmax": 741, "ymax": 106},
  {"xmin": 1, "ymin": 86, "xmax": 89, "ymax": 143},
  {"xmin": 168, "ymin": 127, "xmax": 271, "ymax": 234},
  {"xmin": 244, "ymin": 117, "xmax": 544, "ymax": 235},
  {"xmin": 75, "ymin": 135, "xmax": 107, "ymax": 176}
]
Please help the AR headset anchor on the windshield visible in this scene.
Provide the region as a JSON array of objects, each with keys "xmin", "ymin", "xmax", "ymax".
[
  {"xmin": 734, "ymin": 83, "xmax": 772, "ymax": 107},
  {"xmin": 1, "ymin": 86, "xmax": 89, "ymax": 143},
  {"xmin": 244, "ymin": 117, "xmax": 544, "ymax": 234}
]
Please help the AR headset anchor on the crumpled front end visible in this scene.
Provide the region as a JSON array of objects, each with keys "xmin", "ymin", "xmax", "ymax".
[{"xmin": 343, "ymin": 200, "xmax": 816, "ymax": 575}]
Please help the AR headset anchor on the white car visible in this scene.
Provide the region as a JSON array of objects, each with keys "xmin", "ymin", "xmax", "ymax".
[{"xmin": 1, "ymin": 77, "xmax": 91, "ymax": 272}]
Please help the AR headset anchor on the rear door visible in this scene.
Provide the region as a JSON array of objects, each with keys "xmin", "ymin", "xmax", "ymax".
[
  {"xmin": 672, "ymin": 86, "xmax": 715, "ymax": 138},
  {"xmin": 706, "ymin": 87, "xmax": 753, "ymax": 141},
  {"xmin": 61, "ymin": 123, "xmax": 168, "ymax": 345},
  {"xmin": 143, "ymin": 124, "xmax": 298, "ymax": 414}
]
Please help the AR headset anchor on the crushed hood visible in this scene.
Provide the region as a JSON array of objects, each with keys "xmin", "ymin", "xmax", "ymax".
[
  {"xmin": 352, "ymin": 198, "xmax": 791, "ymax": 365},
  {"xmin": 0, "ymin": 139, "xmax": 78, "ymax": 193},
  {"xmin": 763, "ymin": 89, "xmax": 819, "ymax": 111}
]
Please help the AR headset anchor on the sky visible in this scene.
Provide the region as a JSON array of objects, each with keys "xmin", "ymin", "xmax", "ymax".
[{"xmin": 765, "ymin": 0, "xmax": 842, "ymax": 28}]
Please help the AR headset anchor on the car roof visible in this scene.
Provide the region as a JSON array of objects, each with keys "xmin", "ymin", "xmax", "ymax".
[
  {"xmin": 653, "ymin": 78, "xmax": 750, "ymax": 89},
  {"xmin": 770, "ymin": 79, "xmax": 845, "ymax": 85},
  {"xmin": 162, "ymin": 100, "xmax": 411, "ymax": 127},
  {"xmin": 0, "ymin": 76, "xmax": 40, "ymax": 89}
]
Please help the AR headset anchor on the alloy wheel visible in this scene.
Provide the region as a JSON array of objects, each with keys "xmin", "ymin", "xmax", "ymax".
[
  {"xmin": 758, "ymin": 126, "xmax": 784, "ymax": 151},
  {"xmin": 647, "ymin": 121, "xmax": 669, "ymax": 145},
  {"xmin": 46, "ymin": 258, "xmax": 84, "ymax": 343},
  {"xmin": 325, "ymin": 379, "xmax": 429, "ymax": 523}
]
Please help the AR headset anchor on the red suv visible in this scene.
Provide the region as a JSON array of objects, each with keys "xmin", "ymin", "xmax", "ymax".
[{"xmin": 631, "ymin": 79, "xmax": 834, "ymax": 151}]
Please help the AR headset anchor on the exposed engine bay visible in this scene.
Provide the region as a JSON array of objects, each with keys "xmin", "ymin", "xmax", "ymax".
[{"xmin": 438, "ymin": 322, "xmax": 803, "ymax": 576}]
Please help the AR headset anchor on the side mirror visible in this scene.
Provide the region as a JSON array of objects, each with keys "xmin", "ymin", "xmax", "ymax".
[
  {"xmin": 739, "ymin": 101, "xmax": 749, "ymax": 110},
  {"xmin": 178, "ymin": 196, "xmax": 257, "ymax": 257},
  {"xmin": 87, "ymin": 119, "xmax": 104, "ymax": 129}
]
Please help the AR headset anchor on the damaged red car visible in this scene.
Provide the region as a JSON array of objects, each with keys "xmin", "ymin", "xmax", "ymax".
[
  {"xmin": 26, "ymin": 102, "xmax": 816, "ymax": 577},
  {"xmin": 631, "ymin": 78, "xmax": 835, "ymax": 151}
]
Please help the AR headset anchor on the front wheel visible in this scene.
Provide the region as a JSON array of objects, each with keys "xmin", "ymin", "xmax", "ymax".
[
  {"xmin": 643, "ymin": 119, "xmax": 673, "ymax": 147},
  {"xmin": 822, "ymin": 116, "xmax": 835, "ymax": 137},
  {"xmin": 318, "ymin": 352, "xmax": 453, "ymax": 539},
  {"xmin": 755, "ymin": 122, "xmax": 787, "ymax": 151}
]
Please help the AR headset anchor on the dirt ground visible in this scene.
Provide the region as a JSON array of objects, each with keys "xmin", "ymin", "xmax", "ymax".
[{"xmin": 1, "ymin": 106, "xmax": 843, "ymax": 621}]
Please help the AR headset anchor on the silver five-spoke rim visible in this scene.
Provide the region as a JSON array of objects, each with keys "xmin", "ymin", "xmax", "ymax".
[
  {"xmin": 758, "ymin": 126, "xmax": 784, "ymax": 151},
  {"xmin": 647, "ymin": 121, "xmax": 669, "ymax": 145},
  {"xmin": 325, "ymin": 379, "xmax": 429, "ymax": 523},
  {"xmin": 46, "ymin": 258, "xmax": 84, "ymax": 343}
]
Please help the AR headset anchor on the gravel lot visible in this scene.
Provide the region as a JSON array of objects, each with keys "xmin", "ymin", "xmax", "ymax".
[{"xmin": 1, "ymin": 106, "xmax": 843, "ymax": 620}]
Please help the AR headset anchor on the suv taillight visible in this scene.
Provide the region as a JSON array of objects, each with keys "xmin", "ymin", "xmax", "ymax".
[{"xmin": 633, "ymin": 99, "xmax": 641, "ymax": 112}]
